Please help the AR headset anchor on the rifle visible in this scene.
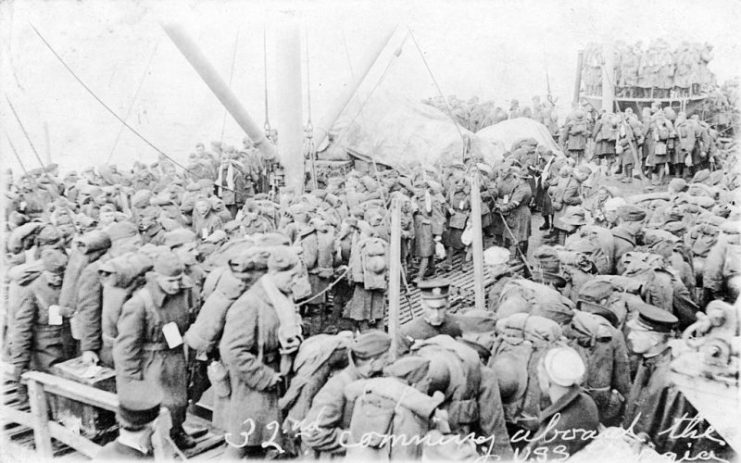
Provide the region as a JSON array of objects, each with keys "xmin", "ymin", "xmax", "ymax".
[{"xmin": 546, "ymin": 66, "xmax": 558, "ymax": 107}]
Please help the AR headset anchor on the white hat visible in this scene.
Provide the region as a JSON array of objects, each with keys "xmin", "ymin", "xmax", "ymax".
[
  {"xmin": 604, "ymin": 197, "xmax": 627, "ymax": 212},
  {"xmin": 484, "ymin": 246, "xmax": 510, "ymax": 266},
  {"xmin": 543, "ymin": 346, "xmax": 585, "ymax": 387}
]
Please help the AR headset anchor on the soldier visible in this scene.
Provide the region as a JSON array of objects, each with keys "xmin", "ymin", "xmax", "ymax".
[
  {"xmin": 10, "ymin": 249, "xmax": 68, "ymax": 402},
  {"xmin": 560, "ymin": 110, "xmax": 589, "ymax": 164},
  {"xmin": 524, "ymin": 346, "xmax": 599, "ymax": 460},
  {"xmin": 114, "ymin": 250, "xmax": 197, "ymax": 450},
  {"xmin": 412, "ymin": 181, "xmax": 445, "ymax": 283},
  {"xmin": 611, "ymin": 205, "xmax": 646, "ymax": 274},
  {"xmin": 397, "ymin": 279, "xmax": 462, "ymax": 355},
  {"xmin": 495, "ymin": 167, "xmax": 532, "ymax": 261},
  {"xmin": 219, "ymin": 247, "xmax": 304, "ymax": 458},
  {"xmin": 485, "ymin": 246, "xmax": 515, "ymax": 311},
  {"xmin": 302, "ymin": 331, "xmax": 392, "ymax": 458},
  {"xmin": 137, "ymin": 206, "xmax": 167, "ymax": 246},
  {"xmin": 96, "ymin": 380, "xmax": 162, "ymax": 460},
  {"xmin": 592, "ymin": 112, "xmax": 618, "ymax": 175}
]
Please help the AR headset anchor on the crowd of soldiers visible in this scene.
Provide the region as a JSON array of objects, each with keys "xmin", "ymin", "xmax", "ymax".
[
  {"xmin": 559, "ymin": 101, "xmax": 727, "ymax": 186},
  {"xmin": 583, "ymin": 40, "xmax": 716, "ymax": 99},
  {"xmin": 423, "ymin": 95, "xmax": 560, "ymax": 135},
  {"xmin": 2, "ymin": 118, "xmax": 739, "ymax": 461}
]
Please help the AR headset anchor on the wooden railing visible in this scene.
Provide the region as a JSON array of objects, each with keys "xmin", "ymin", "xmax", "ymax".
[{"xmin": 1, "ymin": 371, "xmax": 118, "ymax": 458}]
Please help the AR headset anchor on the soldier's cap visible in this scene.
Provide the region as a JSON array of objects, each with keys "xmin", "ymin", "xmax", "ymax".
[
  {"xmin": 205, "ymin": 230, "xmax": 228, "ymax": 244},
  {"xmin": 598, "ymin": 185, "xmax": 618, "ymax": 198},
  {"xmin": 664, "ymin": 221, "xmax": 686, "ymax": 236},
  {"xmin": 617, "ymin": 204, "xmax": 646, "ymax": 222},
  {"xmin": 454, "ymin": 309, "xmax": 498, "ymax": 334},
  {"xmin": 289, "ymin": 203, "xmax": 307, "ymax": 215},
  {"xmin": 185, "ymin": 182, "xmax": 200, "ymax": 192},
  {"xmin": 543, "ymin": 346, "xmax": 585, "ymax": 387},
  {"xmin": 224, "ymin": 220, "xmax": 241, "ymax": 233},
  {"xmin": 560, "ymin": 206, "xmax": 588, "ymax": 227},
  {"xmin": 448, "ymin": 162, "xmax": 466, "ymax": 171},
  {"xmin": 531, "ymin": 271, "xmax": 567, "ymax": 289},
  {"xmin": 691, "ymin": 169, "xmax": 711, "ymax": 184},
  {"xmin": 483, "ymin": 246, "xmax": 510, "ymax": 267},
  {"xmin": 267, "ymin": 246, "xmax": 301, "ymax": 272},
  {"xmin": 418, "ymin": 278, "xmax": 451, "ymax": 301},
  {"xmin": 78, "ymin": 230, "xmax": 112, "ymax": 254},
  {"xmin": 604, "ymin": 197, "xmax": 627, "ymax": 212},
  {"xmin": 476, "ymin": 163, "xmax": 493, "ymax": 177},
  {"xmin": 229, "ymin": 247, "xmax": 271, "ymax": 274},
  {"xmin": 350, "ymin": 330, "xmax": 391, "ymax": 360},
  {"xmin": 254, "ymin": 232, "xmax": 291, "ymax": 247},
  {"xmin": 41, "ymin": 248, "xmax": 68, "ymax": 274},
  {"xmin": 668, "ymin": 178, "xmax": 688, "ymax": 194},
  {"xmin": 37, "ymin": 225, "xmax": 62, "ymax": 246},
  {"xmin": 105, "ymin": 221, "xmax": 139, "ymax": 242},
  {"xmin": 382, "ymin": 356, "xmax": 430, "ymax": 386},
  {"xmin": 153, "ymin": 250, "xmax": 185, "ymax": 277},
  {"xmin": 629, "ymin": 302, "xmax": 678, "ymax": 333},
  {"xmin": 575, "ymin": 165, "xmax": 592, "ymax": 176},
  {"xmin": 130, "ymin": 189, "xmax": 152, "ymax": 209},
  {"xmin": 116, "ymin": 379, "xmax": 162, "ymax": 429},
  {"xmin": 164, "ymin": 228, "xmax": 197, "ymax": 248},
  {"xmin": 150, "ymin": 195, "xmax": 175, "ymax": 207},
  {"xmin": 576, "ymin": 299, "xmax": 619, "ymax": 328}
]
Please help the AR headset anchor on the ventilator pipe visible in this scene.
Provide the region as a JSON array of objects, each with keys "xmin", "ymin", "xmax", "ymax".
[{"xmin": 161, "ymin": 22, "xmax": 278, "ymax": 162}]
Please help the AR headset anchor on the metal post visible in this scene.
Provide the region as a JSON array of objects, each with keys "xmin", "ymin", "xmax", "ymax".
[
  {"xmin": 573, "ymin": 50, "xmax": 584, "ymax": 106},
  {"xmin": 602, "ymin": 42, "xmax": 615, "ymax": 113},
  {"xmin": 388, "ymin": 197, "xmax": 401, "ymax": 358},
  {"xmin": 469, "ymin": 175, "xmax": 486, "ymax": 311},
  {"xmin": 274, "ymin": 13, "xmax": 304, "ymax": 193}
]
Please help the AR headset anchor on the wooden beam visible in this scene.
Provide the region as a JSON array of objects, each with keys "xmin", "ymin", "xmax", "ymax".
[
  {"xmin": 469, "ymin": 175, "xmax": 486, "ymax": 311},
  {"xmin": 48, "ymin": 421, "xmax": 102, "ymax": 458},
  {"xmin": 27, "ymin": 379, "xmax": 53, "ymax": 458},
  {"xmin": 573, "ymin": 50, "xmax": 584, "ymax": 106},
  {"xmin": 388, "ymin": 197, "xmax": 401, "ymax": 357},
  {"xmin": 0, "ymin": 404, "xmax": 34, "ymax": 427},
  {"xmin": 22, "ymin": 371, "xmax": 118, "ymax": 412}
]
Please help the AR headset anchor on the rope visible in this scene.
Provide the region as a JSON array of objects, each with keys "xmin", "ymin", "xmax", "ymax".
[
  {"xmin": 407, "ymin": 27, "xmax": 467, "ymax": 159},
  {"xmin": 496, "ymin": 208, "xmax": 534, "ymax": 276},
  {"xmin": 29, "ymin": 24, "xmax": 193, "ymax": 175},
  {"xmin": 5, "ymin": 95, "xmax": 46, "ymax": 169},
  {"xmin": 332, "ymin": 31, "xmax": 409, "ymax": 150},
  {"xmin": 297, "ymin": 267, "xmax": 349, "ymax": 306},
  {"xmin": 4, "ymin": 131, "xmax": 28, "ymax": 174},
  {"xmin": 263, "ymin": 24, "xmax": 271, "ymax": 133},
  {"xmin": 220, "ymin": 30, "xmax": 241, "ymax": 144},
  {"xmin": 106, "ymin": 41, "xmax": 160, "ymax": 163},
  {"xmin": 304, "ymin": 23, "xmax": 317, "ymax": 190}
]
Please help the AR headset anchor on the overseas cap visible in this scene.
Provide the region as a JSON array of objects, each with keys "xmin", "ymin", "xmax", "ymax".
[
  {"xmin": 630, "ymin": 302, "xmax": 678, "ymax": 333},
  {"xmin": 104, "ymin": 221, "xmax": 139, "ymax": 242},
  {"xmin": 543, "ymin": 346, "xmax": 585, "ymax": 387},
  {"xmin": 153, "ymin": 250, "xmax": 185, "ymax": 277},
  {"xmin": 617, "ymin": 204, "xmax": 647, "ymax": 222},
  {"xmin": 117, "ymin": 379, "xmax": 162, "ymax": 428},
  {"xmin": 351, "ymin": 330, "xmax": 391, "ymax": 360},
  {"xmin": 41, "ymin": 249, "xmax": 68, "ymax": 274},
  {"xmin": 267, "ymin": 246, "xmax": 301, "ymax": 272},
  {"xmin": 164, "ymin": 228, "xmax": 197, "ymax": 248}
]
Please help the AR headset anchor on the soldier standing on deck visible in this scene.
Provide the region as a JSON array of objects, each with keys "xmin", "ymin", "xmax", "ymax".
[{"xmin": 113, "ymin": 250, "xmax": 197, "ymax": 450}]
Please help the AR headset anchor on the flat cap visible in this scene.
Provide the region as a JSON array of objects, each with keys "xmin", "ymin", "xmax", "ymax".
[
  {"xmin": 617, "ymin": 204, "xmax": 646, "ymax": 222},
  {"xmin": 560, "ymin": 206, "xmax": 588, "ymax": 227},
  {"xmin": 117, "ymin": 379, "xmax": 162, "ymax": 428},
  {"xmin": 418, "ymin": 278, "xmax": 451, "ymax": 301},
  {"xmin": 629, "ymin": 302, "xmax": 678, "ymax": 333},
  {"xmin": 229, "ymin": 247, "xmax": 271, "ymax": 274},
  {"xmin": 37, "ymin": 225, "xmax": 61, "ymax": 246},
  {"xmin": 41, "ymin": 248, "xmax": 68, "ymax": 274},
  {"xmin": 78, "ymin": 230, "xmax": 112, "ymax": 254},
  {"xmin": 350, "ymin": 330, "xmax": 391, "ymax": 360},
  {"xmin": 153, "ymin": 250, "xmax": 185, "ymax": 277},
  {"xmin": 382, "ymin": 356, "xmax": 430, "ymax": 385}
]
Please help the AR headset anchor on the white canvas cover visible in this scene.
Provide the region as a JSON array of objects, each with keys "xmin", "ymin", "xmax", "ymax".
[{"xmin": 477, "ymin": 117, "xmax": 563, "ymax": 155}]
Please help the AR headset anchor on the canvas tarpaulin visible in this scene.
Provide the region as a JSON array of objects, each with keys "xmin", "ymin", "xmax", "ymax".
[
  {"xmin": 322, "ymin": 90, "xmax": 504, "ymax": 171},
  {"xmin": 477, "ymin": 117, "xmax": 563, "ymax": 155}
]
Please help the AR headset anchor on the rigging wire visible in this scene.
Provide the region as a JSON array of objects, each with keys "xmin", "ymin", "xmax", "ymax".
[
  {"xmin": 220, "ymin": 30, "xmax": 241, "ymax": 144},
  {"xmin": 303, "ymin": 22, "xmax": 318, "ymax": 190},
  {"xmin": 263, "ymin": 24, "xmax": 271, "ymax": 133},
  {"xmin": 4, "ymin": 130, "xmax": 28, "ymax": 175},
  {"xmin": 407, "ymin": 27, "xmax": 467, "ymax": 157},
  {"xmin": 106, "ymin": 41, "xmax": 161, "ymax": 163},
  {"xmin": 5, "ymin": 95, "xmax": 46, "ymax": 170},
  {"xmin": 29, "ymin": 23, "xmax": 193, "ymax": 175}
]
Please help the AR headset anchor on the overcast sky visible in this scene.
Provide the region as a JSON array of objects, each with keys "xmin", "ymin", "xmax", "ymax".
[{"xmin": 2, "ymin": 0, "xmax": 740, "ymax": 172}]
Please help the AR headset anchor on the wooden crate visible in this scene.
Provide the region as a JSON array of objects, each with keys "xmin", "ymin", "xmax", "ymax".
[{"xmin": 49, "ymin": 358, "xmax": 117, "ymax": 440}]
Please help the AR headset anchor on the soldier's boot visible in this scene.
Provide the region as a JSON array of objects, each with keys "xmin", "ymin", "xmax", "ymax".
[
  {"xmin": 539, "ymin": 215, "xmax": 551, "ymax": 230},
  {"xmin": 416, "ymin": 257, "xmax": 430, "ymax": 284},
  {"xmin": 171, "ymin": 426, "xmax": 198, "ymax": 450}
]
